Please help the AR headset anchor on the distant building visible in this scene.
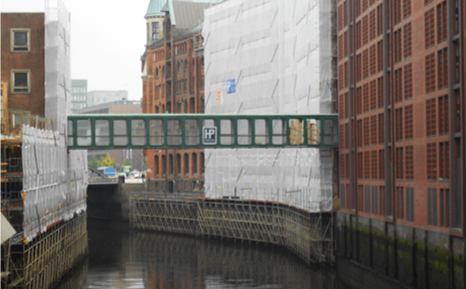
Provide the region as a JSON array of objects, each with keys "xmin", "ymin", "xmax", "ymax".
[
  {"xmin": 76, "ymin": 100, "xmax": 145, "ymax": 171},
  {"xmin": 141, "ymin": 0, "xmax": 222, "ymax": 193},
  {"xmin": 87, "ymin": 90, "xmax": 128, "ymax": 106},
  {"xmin": 71, "ymin": 79, "xmax": 87, "ymax": 111}
]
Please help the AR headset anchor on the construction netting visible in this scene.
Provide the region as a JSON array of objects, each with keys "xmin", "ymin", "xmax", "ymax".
[
  {"xmin": 45, "ymin": 0, "xmax": 71, "ymax": 132},
  {"xmin": 22, "ymin": 126, "xmax": 88, "ymax": 242},
  {"xmin": 203, "ymin": 0, "xmax": 335, "ymax": 212},
  {"xmin": 21, "ymin": 0, "xmax": 88, "ymax": 242}
]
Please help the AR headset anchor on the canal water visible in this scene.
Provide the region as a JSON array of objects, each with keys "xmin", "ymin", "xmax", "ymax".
[{"xmin": 54, "ymin": 220, "xmax": 351, "ymax": 289}]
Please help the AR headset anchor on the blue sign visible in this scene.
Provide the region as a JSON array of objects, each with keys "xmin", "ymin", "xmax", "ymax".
[
  {"xmin": 227, "ymin": 79, "xmax": 236, "ymax": 94},
  {"xmin": 203, "ymin": 127, "xmax": 217, "ymax": 145}
]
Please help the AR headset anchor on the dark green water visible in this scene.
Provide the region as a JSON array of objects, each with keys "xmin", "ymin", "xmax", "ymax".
[{"xmin": 55, "ymin": 220, "xmax": 350, "ymax": 289}]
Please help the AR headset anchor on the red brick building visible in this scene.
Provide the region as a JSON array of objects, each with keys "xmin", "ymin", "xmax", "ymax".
[
  {"xmin": 142, "ymin": 1, "xmax": 209, "ymax": 193},
  {"xmin": 336, "ymin": 0, "xmax": 465, "ymax": 287},
  {"xmin": 1, "ymin": 13, "xmax": 45, "ymax": 117}
]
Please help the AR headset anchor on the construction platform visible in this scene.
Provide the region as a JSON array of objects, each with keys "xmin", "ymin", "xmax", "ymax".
[{"xmin": 130, "ymin": 193, "xmax": 333, "ymax": 264}]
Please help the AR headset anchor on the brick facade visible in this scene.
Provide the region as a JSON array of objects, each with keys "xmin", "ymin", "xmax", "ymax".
[
  {"xmin": 142, "ymin": 13, "xmax": 205, "ymax": 193},
  {"xmin": 338, "ymin": 0, "xmax": 465, "ymax": 234},
  {"xmin": 1, "ymin": 13, "xmax": 45, "ymax": 117}
]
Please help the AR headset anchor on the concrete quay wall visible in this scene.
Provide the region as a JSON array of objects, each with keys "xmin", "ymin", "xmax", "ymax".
[{"xmin": 335, "ymin": 212, "xmax": 465, "ymax": 289}]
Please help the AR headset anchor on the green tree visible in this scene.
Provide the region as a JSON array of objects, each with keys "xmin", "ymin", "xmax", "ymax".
[
  {"xmin": 89, "ymin": 155, "xmax": 100, "ymax": 168},
  {"xmin": 100, "ymin": 153, "xmax": 116, "ymax": 167},
  {"xmin": 122, "ymin": 158, "xmax": 131, "ymax": 166}
]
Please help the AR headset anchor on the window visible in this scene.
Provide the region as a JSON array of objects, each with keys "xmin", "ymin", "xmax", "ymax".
[
  {"xmin": 365, "ymin": 185, "xmax": 370, "ymax": 213},
  {"xmin": 152, "ymin": 22, "xmax": 159, "ymax": 40},
  {"xmin": 192, "ymin": 153, "xmax": 198, "ymax": 175},
  {"xmin": 438, "ymin": 95, "xmax": 449, "ymax": 134},
  {"xmin": 426, "ymin": 98, "xmax": 437, "ymax": 136},
  {"xmin": 379, "ymin": 149, "xmax": 385, "ymax": 179},
  {"xmin": 427, "ymin": 143, "xmax": 437, "ymax": 181},
  {"xmin": 395, "ymin": 68, "xmax": 403, "ymax": 103},
  {"xmin": 364, "ymin": 117, "xmax": 370, "ymax": 146},
  {"xmin": 371, "ymin": 115, "xmax": 377, "ymax": 145},
  {"xmin": 437, "ymin": 1, "xmax": 447, "ymax": 43},
  {"xmin": 371, "ymin": 151, "xmax": 378, "ymax": 179},
  {"xmin": 404, "ymin": 63, "xmax": 413, "ymax": 99},
  {"xmin": 427, "ymin": 188, "xmax": 438, "ymax": 226},
  {"xmin": 200, "ymin": 153, "xmax": 204, "ymax": 175},
  {"xmin": 395, "ymin": 108, "xmax": 403, "ymax": 141},
  {"xmin": 11, "ymin": 70, "xmax": 30, "ymax": 93},
  {"xmin": 176, "ymin": 154, "xmax": 181, "ymax": 176},
  {"xmin": 425, "ymin": 53, "xmax": 436, "ymax": 93},
  {"xmin": 425, "ymin": 9, "xmax": 435, "ymax": 49},
  {"xmin": 439, "ymin": 141, "xmax": 449, "ymax": 181},
  {"xmin": 405, "ymin": 105, "xmax": 413, "ymax": 139},
  {"xmin": 437, "ymin": 48, "xmax": 448, "ymax": 89},
  {"xmin": 403, "ymin": 23, "xmax": 412, "ymax": 58},
  {"xmin": 405, "ymin": 187, "xmax": 415, "ymax": 221},
  {"xmin": 396, "ymin": 147, "xmax": 404, "ymax": 180},
  {"xmin": 364, "ymin": 151, "xmax": 370, "ymax": 179},
  {"xmin": 155, "ymin": 155, "xmax": 159, "ymax": 176},
  {"xmin": 378, "ymin": 113, "xmax": 384, "ymax": 144},
  {"xmin": 184, "ymin": 154, "xmax": 189, "ymax": 176},
  {"xmin": 405, "ymin": 146, "xmax": 414, "ymax": 180},
  {"xmin": 394, "ymin": 0, "xmax": 402, "ymax": 25},
  {"xmin": 397, "ymin": 187, "xmax": 405, "ymax": 219},
  {"xmin": 11, "ymin": 29, "xmax": 29, "ymax": 52},
  {"xmin": 439, "ymin": 188, "xmax": 450, "ymax": 226},
  {"xmin": 403, "ymin": 0, "xmax": 412, "ymax": 19}
]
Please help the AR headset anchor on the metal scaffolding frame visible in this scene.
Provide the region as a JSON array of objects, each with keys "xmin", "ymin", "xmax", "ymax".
[
  {"xmin": 2, "ymin": 213, "xmax": 88, "ymax": 289},
  {"xmin": 130, "ymin": 193, "xmax": 333, "ymax": 264}
]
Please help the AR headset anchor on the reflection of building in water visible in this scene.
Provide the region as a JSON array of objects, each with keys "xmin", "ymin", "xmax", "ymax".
[{"xmin": 131, "ymin": 231, "xmax": 334, "ymax": 289}]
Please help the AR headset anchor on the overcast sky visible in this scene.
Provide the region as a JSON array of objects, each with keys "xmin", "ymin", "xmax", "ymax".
[{"xmin": 1, "ymin": 0, "xmax": 149, "ymax": 100}]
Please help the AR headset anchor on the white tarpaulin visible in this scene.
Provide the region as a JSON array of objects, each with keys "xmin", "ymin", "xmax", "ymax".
[
  {"xmin": 20, "ymin": 0, "xmax": 88, "ymax": 242},
  {"xmin": 21, "ymin": 126, "xmax": 88, "ymax": 242},
  {"xmin": 203, "ymin": 0, "xmax": 334, "ymax": 212}
]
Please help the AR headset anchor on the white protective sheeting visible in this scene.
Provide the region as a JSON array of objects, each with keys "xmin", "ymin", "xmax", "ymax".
[
  {"xmin": 22, "ymin": 127, "xmax": 88, "ymax": 242},
  {"xmin": 203, "ymin": 0, "xmax": 334, "ymax": 212},
  {"xmin": 20, "ymin": 0, "xmax": 88, "ymax": 242},
  {"xmin": 45, "ymin": 0, "xmax": 71, "ymax": 132}
]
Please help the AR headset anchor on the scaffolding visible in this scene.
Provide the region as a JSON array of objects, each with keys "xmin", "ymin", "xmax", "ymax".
[
  {"xmin": 130, "ymin": 193, "xmax": 333, "ymax": 264},
  {"xmin": 2, "ymin": 213, "xmax": 88, "ymax": 289}
]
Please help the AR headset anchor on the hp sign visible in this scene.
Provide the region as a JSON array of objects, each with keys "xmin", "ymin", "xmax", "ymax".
[{"xmin": 203, "ymin": 127, "xmax": 217, "ymax": 145}]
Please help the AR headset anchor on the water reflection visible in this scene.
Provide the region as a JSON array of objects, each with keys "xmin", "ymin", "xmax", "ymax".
[{"xmin": 55, "ymin": 220, "xmax": 342, "ymax": 289}]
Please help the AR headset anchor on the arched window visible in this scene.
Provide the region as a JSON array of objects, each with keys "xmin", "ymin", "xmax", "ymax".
[
  {"xmin": 185, "ymin": 60, "xmax": 188, "ymax": 74},
  {"xmin": 162, "ymin": 155, "xmax": 166, "ymax": 177},
  {"xmin": 176, "ymin": 154, "xmax": 181, "ymax": 176},
  {"xmin": 178, "ymin": 61, "xmax": 182, "ymax": 74},
  {"xmin": 162, "ymin": 66, "xmax": 165, "ymax": 77},
  {"xmin": 192, "ymin": 153, "xmax": 198, "ymax": 175},
  {"xmin": 184, "ymin": 153, "xmax": 189, "ymax": 177},
  {"xmin": 169, "ymin": 154, "xmax": 174, "ymax": 175},
  {"xmin": 200, "ymin": 153, "xmax": 205, "ymax": 175},
  {"xmin": 156, "ymin": 67, "xmax": 159, "ymax": 79},
  {"xmin": 155, "ymin": 155, "xmax": 159, "ymax": 176}
]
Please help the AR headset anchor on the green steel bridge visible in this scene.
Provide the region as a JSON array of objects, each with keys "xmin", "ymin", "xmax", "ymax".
[{"xmin": 67, "ymin": 114, "xmax": 338, "ymax": 150}]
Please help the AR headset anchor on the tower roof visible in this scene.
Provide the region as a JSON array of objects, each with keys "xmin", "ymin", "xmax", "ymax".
[{"xmin": 145, "ymin": 0, "xmax": 168, "ymax": 18}]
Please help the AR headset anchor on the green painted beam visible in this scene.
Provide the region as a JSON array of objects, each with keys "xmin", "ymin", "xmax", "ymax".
[{"xmin": 67, "ymin": 114, "xmax": 338, "ymax": 150}]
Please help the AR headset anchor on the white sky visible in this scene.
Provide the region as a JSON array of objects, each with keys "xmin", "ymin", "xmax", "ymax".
[{"xmin": 1, "ymin": 0, "xmax": 149, "ymax": 101}]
